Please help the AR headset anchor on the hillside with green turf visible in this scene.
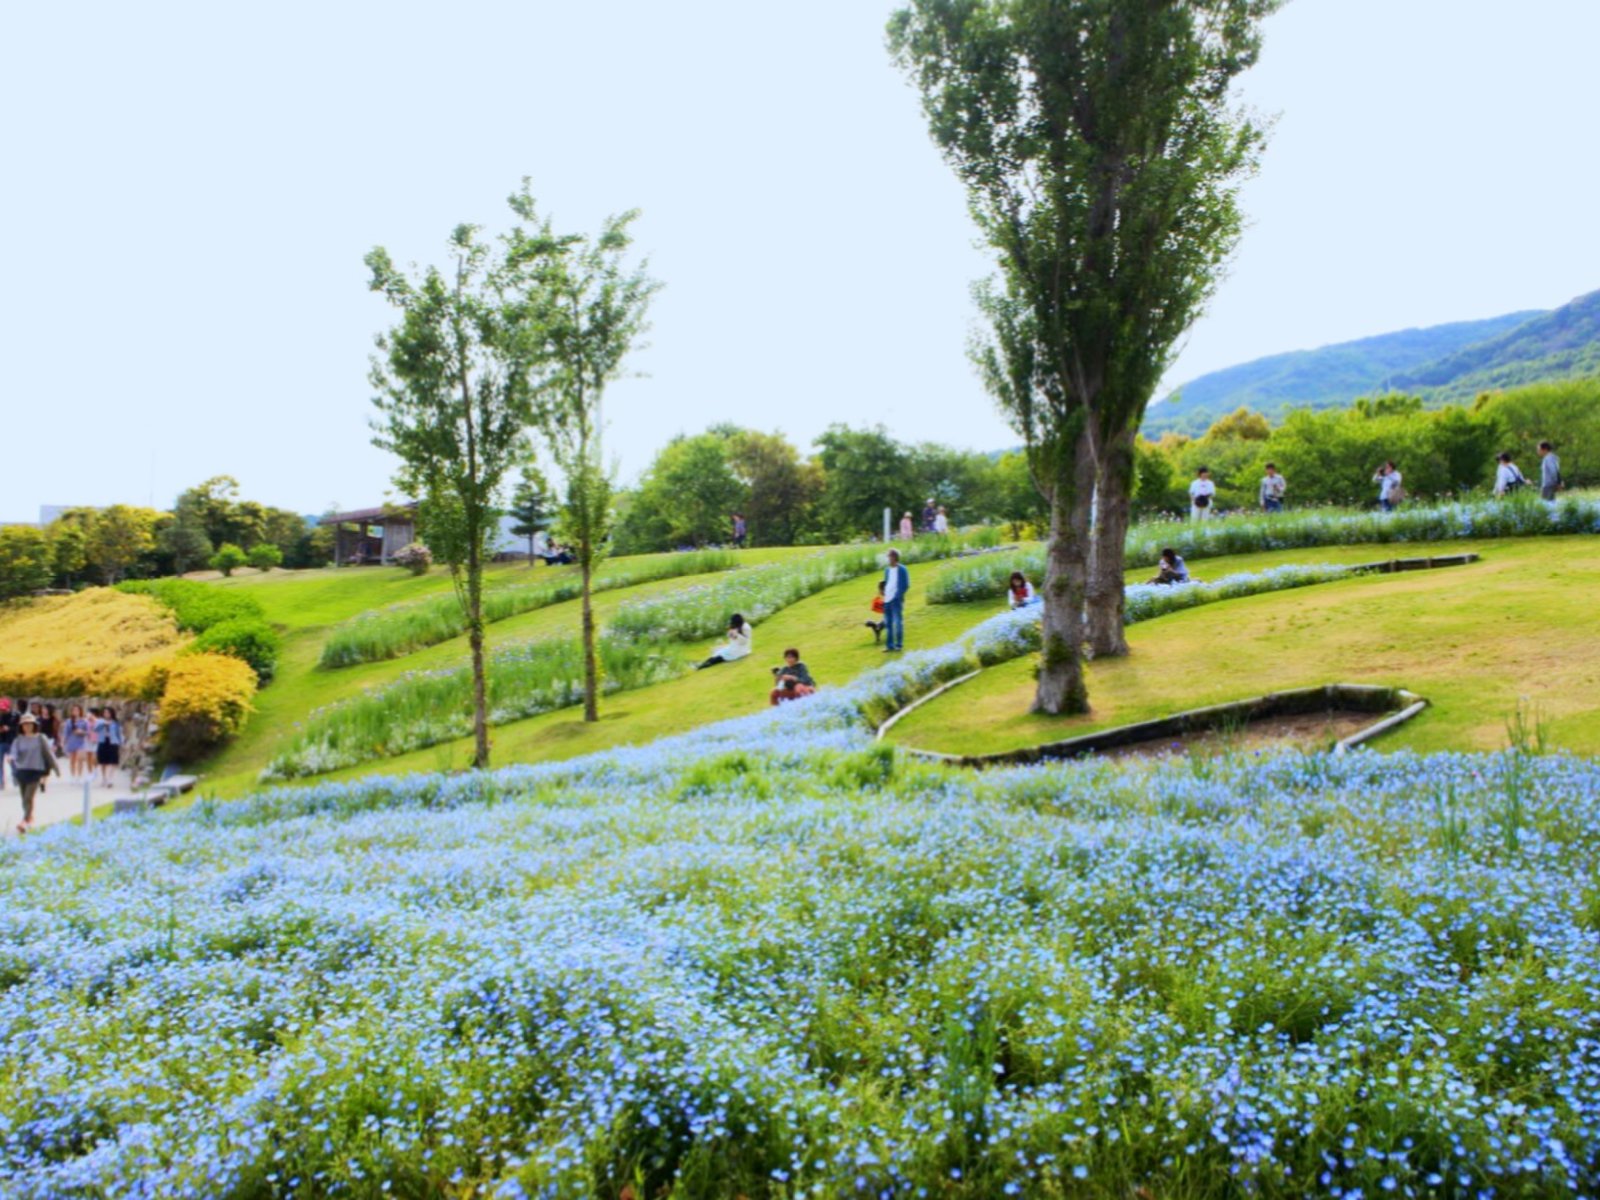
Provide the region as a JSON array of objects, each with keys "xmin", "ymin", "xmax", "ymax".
[{"xmin": 5, "ymin": 498, "xmax": 1600, "ymax": 1196}]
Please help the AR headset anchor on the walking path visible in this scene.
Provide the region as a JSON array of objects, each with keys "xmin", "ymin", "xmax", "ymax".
[{"xmin": 0, "ymin": 767, "xmax": 133, "ymax": 838}]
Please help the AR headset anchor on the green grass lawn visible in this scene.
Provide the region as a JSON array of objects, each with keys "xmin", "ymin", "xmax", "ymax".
[
  {"xmin": 888, "ymin": 537, "xmax": 1600, "ymax": 757},
  {"xmin": 196, "ymin": 546, "xmax": 821, "ymax": 795}
]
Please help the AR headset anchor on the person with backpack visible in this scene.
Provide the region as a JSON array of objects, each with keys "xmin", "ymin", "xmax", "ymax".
[
  {"xmin": 1188, "ymin": 467, "xmax": 1216, "ymax": 520},
  {"xmin": 882, "ymin": 549, "xmax": 910, "ymax": 652},
  {"xmin": 1493, "ymin": 452, "xmax": 1529, "ymax": 498},
  {"xmin": 1538, "ymin": 441, "xmax": 1563, "ymax": 501}
]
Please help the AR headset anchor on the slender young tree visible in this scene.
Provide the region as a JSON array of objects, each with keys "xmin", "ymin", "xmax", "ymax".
[
  {"xmin": 506, "ymin": 464, "xmax": 555, "ymax": 566},
  {"xmin": 505, "ymin": 183, "xmax": 659, "ymax": 722},
  {"xmin": 366, "ymin": 221, "xmax": 545, "ymax": 768},
  {"xmin": 891, "ymin": 0, "xmax": 1277, "ymax": 709}
]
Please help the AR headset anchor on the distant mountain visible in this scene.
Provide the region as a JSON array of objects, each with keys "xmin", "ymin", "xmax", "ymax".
[{"xmin": 1143, "ymin": 291, "xmax": 1600, "ymax": 436}]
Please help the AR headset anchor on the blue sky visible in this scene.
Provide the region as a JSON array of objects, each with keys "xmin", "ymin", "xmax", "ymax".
[{"xmin": 3, "ymin": 0, "xmax": 1597, "ymax": 522}]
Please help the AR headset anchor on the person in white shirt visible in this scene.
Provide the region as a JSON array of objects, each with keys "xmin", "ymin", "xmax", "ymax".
[
  {"xmin": 933, "ymin": 506, "xmax": 950, "ymax": 535},
  {"xmin": 1188, "ymin": 467, "xmax": 1216, "ymax": 520},
  {"xmin": 1007, "ymin": 572, "xmax": 1040, "ymax": 609},
  {"xmin": 1259, "ymin": 463, "xmax": 1287, "ymax": 513},
  {"xmin": 1373, "ymin": 461, "xmax": 1403, "ymax": 512},
  {"xmin": 695, "ymin": 613, "xmax": 752, "ymax": 669},
  {"xmin": 1493, "ymin": 452, "xmax": 1529, "ymax": 498}
]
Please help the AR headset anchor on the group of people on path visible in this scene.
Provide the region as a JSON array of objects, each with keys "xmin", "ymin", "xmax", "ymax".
[
  {"xmin": 1185, "ymin": 441, "xmax": 1566, "ymax": 519},
  {"xmin": 897, "ymin": 501, "xmax": 949, "ymax": 540},
  {"xmin": 0, "ymin": 699, "xmax": 125, "ymax": 834}
]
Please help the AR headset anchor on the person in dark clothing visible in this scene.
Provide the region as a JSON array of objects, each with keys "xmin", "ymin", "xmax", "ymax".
[
  {"xmin": 8, "ymin": 713, "xmax": 60, "ymax": 833},
  {"xmin": 0, "ymin": 699, "xmax": 17, "ymax": 791},
  {"xmin": 769, "ymin": 649, "xmax": 817, "ymax": 705}
]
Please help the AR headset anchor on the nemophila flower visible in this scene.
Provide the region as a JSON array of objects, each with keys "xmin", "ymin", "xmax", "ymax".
[{"xmin": 5, "ymin": 575, "xmax": 1600, "ymax": 1194}]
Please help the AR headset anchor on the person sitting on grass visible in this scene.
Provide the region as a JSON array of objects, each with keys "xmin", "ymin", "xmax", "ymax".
[
  {"xmin": 695, "ymin": 613, "xmax": 752, "ymax": 669},
  {"xmin": 1007, "ymin": 571, "xmax": 1040, "ymax": 609},
  {"xmin": 865, "ymin": 580, "xmax": 887, "ymax": 642},
  {"xmin": 1147, "ymin": 548, "xmax": 1190, "ymax": 586},
  {"xmin": 769, "ymin": 648, "xmax": 816, "ymax": 705}
]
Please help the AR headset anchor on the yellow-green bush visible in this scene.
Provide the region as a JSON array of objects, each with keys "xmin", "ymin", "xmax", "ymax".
[
  {"xmin": 0, "ymin": 589, "xmax": 187, "ymax": 698},
  {"xmin": 158, "ymin": 653, "xmax": 257, "ymax": 760}
]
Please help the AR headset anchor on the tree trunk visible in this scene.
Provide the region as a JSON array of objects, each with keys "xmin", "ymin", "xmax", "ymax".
[
  {"xmin": 580, "ymin": 556, "xmax": 599, "ymax": 722},
  {"xmin": 466, "ymin": 551, "xmax": 491, "ymax": 769},
  {"xmin": 1033, "ymin": 431, "xmax": 1097, "ymax": 715},
  {"xmin": 1087, "ymin": 426, "xmax": 1136, "ymax": 658}
]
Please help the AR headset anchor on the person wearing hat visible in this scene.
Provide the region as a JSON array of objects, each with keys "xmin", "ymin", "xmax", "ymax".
[
  {"xmin": 921, "ymin": 498, "xmax": 937, "ymax": 534},
  {"xmin": 8, "ymin": 712, "xmax": 60, "ymax": 834},
  {"xmin": 0, "ymin": 699, "xmax": 16, "ymax": 790}
]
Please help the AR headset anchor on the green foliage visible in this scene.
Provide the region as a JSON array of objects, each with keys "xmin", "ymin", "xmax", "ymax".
[
  {"xmin": 209, "ymin": 542, "xmax": 247, "ymax": 576},
  {"xmin": 245, "ymin": 543, "xmax": 282, "ymax": 571},
  {"xmin": 185, "ymin": 618, "xmax": 282, "ymax": 683},
  {"xmin": 158, "ymin": 496, "xmax": 214, "ymax": 574},
  {"xmin": 615, "ymin": 432, "xmax": 745, "ymax": 552},
  {"xmin": 505, "ymin": 464, "xmax": 555, "ymax": 559},
  {"xmin": 84, "ymin": 504, "xmax": 160, "ymax": 584},
  {"xmin": 117, "ymin": 578, "xmax": 265, "ymax": 633},
  {"xmin": 813, "ymin": 424, "xmax": 916, "ymax": 538},
  {"xmin": 318, "ymin": 548, "xmax": 738, "ymax": 668},
  {"xmin": 727, "ymin": 428, "xmax": 825, "ymax": 547},
  {"xmin": 0, "ymin": 526, "xmax": 54, "ymax": 600},
  {"xmin": 265, "ymin": 634, "xmax": 684, "ymax": 778}
]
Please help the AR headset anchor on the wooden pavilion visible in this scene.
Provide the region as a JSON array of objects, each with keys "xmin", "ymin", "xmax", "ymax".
[{"xmin": 319, "ymin": 503, "xmax": 420, "ymax": 566}]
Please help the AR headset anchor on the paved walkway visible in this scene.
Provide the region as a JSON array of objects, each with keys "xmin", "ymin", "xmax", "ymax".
[{"xmin": 0, "ymin": 766, "xmax": 134, "ymax": 838}]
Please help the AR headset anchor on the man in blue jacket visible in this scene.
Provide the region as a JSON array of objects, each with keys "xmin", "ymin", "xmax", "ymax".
[{"xmin": 883, "ymin": 550, "xmax": 910, "ymax": 652}]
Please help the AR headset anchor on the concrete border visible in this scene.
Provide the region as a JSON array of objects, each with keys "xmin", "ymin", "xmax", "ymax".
[{"xmin": 888, "ymin": 683, "xmax": 1427, "ymax": 768}]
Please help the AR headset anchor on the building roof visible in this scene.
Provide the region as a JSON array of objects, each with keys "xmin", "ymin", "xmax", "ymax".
[{"xmin": 318, "ymin": 502, "xmax": 419, "ymax": 527}]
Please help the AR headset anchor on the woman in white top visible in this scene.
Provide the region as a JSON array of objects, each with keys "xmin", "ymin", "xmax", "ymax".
[
  {"xmin": 1007, "ymin": 572, "xmax": 1040, "ymax": 609},
  {"xmin": 933, "ymin": 507, "xmax": 950, "ymax": 535},
  {"xmin": 1493, "ymin": 452, "xmax": 1528, "ymax": 497},
  {"xmin": 694, "ymin": 613, "xmax": 753, "ymax": 669},
  {"xmin": 1188, "ymin": 467, "xmax": 1216, "ymax": 520},
  {"xmin": 1373, "ymin": 461, "xmax": 1403, "ymax": 511}
]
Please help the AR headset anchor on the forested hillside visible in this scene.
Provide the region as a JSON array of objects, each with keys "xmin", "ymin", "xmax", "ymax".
[{"xmin": 1147, "ymin": 289, "xmax": 1600, "ymax": 435}]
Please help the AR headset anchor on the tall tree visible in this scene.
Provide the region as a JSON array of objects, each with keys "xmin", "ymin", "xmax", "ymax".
[
  {"xmin": 159, "ymin": 494, "xmax": 215, "ymax": 574},
  {"xmin": 813, "ymin": 425, "xmax": 915, "ymax": 541},
  {"xmin": 366, "ymin": 219, "xmax": 545, "ymax": 769},
  {"xmin": 891, "ymin": 0, "xmax": 1277, "ymax": 709},
  {"xmin": 727, "ymin": 429, "xmax": 824, "ymax": 547},
  {"xmin": 506, "ymin": 464, "xmax": 555, "ymax": 565},
  {"xmin": 85, "ymin": 505, "xmax": 159, "ymax": 584},
  {"xmin": 506, "ymin": 183, "xmax": 658, "ymax": 723}
]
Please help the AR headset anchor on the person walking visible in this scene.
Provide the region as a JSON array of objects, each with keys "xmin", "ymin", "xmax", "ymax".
[
  {"xmin": 933, "ymin": 506, "xmax": 950, "ymax": 535},
  {"xmin": 1373, "ymin": 461, "xmax": 1404, "ymax": 512},
  {"xmin": 1493, "ymin": 452, "xmax": 1529, "ymax": 498},
  {"xmin": 8, "ymin": 712, "xmax": 60, "ymax": 834},
  {"xmin": 731, "ymin": 512, "xmax": 748, "ymax": 549},
  {"xmin": 0, "ymin": 699, "xmax": 16, "ymax": 791},
  {"xmin": 898, "ymin": 512, "xmax": 914, "ymax": 541},
  {"xmin": 1188, "ymin": 467, "xmax": 1216, "ymax": 520},
  {"xmin": 63, "ymin": 704, "xmax": 90, "ymax": 779},
  {"xmin": 1537, "ymin": 442, "xmax": 1562, "ymax": 501},
  {"xmin": 1259, "ymin": 463, "xmax": 1287, "ymax": 513},
  {"xmin": 882, "ymin": 549, "xmax": 910, "ymax": 652},
  {"xmin": 95, "ymin": 707, "xmax": 124, "ymax": 788},
  {"xmin": 921, "ymin": 499, "xmax": 937, "ymax": 533}
]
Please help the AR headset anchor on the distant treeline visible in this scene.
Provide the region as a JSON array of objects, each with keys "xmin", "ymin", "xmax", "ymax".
[
  {"xmin": 610, "ymin": 379, "xmax": 1598, "ymax": 551},
  {"xmin": 1135, "ymin": 378, "xmax": 1597, "ymax": 513}
]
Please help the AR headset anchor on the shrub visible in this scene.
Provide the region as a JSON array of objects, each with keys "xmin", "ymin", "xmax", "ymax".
[
  {"xmin": 0, "ymin": 589, "xmax": 185, "ymax": 698},
  {"xmin": 117, "ymin": 579, "xmax": 264, "ymax": 632},
  {"xmin": 246, "ymin": 543, "xmax": 283, "ymax": 571},
  {"xmin": 209, "ymin": 543, "xmax": 247, "ymax": 576},
  {"xmin": 0, "ymin": 525, "xmax": 54, "ymax": 600},
  {"xmin": 158, "ymin": 652, "xmax": 257, "ymax": 760},
  {"xmin": 184, "ymin": 618, "xmax": 281, "ymax": 683},
  {"xmin": 391, "ymin": 542, "xmax": 432, "ymax": 576}
]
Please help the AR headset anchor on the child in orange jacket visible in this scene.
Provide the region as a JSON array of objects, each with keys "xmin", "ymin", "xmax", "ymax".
[{"xmin": 865, "ymin": 580, "xmax": 886, "ymax": 642}]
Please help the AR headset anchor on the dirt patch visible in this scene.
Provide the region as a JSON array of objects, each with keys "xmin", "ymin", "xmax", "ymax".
[{"xmin": 1092, "ymin": 709, "xmax": 1378, "ymax": 762}]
